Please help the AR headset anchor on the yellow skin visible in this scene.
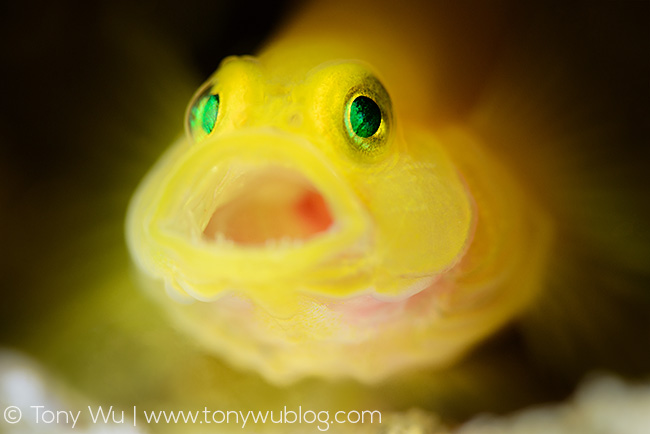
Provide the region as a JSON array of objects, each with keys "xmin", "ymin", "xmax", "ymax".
[{"xmin": 127, "ymin": 0, "xmax": 552, "ymax": 384}]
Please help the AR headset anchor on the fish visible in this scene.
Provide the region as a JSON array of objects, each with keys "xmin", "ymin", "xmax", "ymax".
[{"xmin": 126, "ymin": 0, "xmax": 554, "ymax": 385}]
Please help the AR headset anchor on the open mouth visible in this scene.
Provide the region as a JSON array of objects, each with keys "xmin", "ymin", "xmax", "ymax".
[
  {"xmin": 202, "ymin": 168, "xmax": 335, "ymax": 246},
  {"xmin": 127, "ymin": 129, "xmax": 374, "ymax": 304}
]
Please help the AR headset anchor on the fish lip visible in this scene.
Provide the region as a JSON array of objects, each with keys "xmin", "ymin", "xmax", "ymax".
[{"xmin": 136, "ymin": 128, "xmax": 373, "ymax": 300}]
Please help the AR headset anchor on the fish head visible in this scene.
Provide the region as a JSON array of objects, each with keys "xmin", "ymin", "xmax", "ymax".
[{"xmin": 126, "ymin": 56, "xmax": 494, "ymax": 382}]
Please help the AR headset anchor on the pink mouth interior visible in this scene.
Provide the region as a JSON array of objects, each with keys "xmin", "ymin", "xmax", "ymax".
[{"xmin": 203, "ymin": 169, "xmax": 334, "ymax": 246}]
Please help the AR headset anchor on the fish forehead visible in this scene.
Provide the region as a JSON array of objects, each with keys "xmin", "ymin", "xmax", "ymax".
[
  {"xmin": 215, "ymin": 55, "xmax": 383, "ymax": 107},
  {"xmin": 205, "ymin": 56, "xmax": 311, "ymax": 134},
  {"xmin": 204, "ymin": 55, "xmax": 394, "ymax": 163}
]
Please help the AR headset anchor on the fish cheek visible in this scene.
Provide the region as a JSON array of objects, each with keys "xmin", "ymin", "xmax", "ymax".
[{"xmin": 367, "ymin": 137, "xmax": 475, "ymax": 293}]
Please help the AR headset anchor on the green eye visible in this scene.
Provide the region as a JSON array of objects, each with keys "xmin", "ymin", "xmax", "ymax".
[
  {"xmin": 201, "ymin": 94, "xmax": 219, "ymax": 133},
  {"xmin": 349, "ymin": 96, "xmax": 381, "ymax": 138},
  {"xmin": 188, "ymin": 90, "xmax": 220, "ymax": 141}
]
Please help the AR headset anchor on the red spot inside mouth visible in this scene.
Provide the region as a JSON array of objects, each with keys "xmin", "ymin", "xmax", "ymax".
[
  {"xmin": 203, "ymin": 169, "xmax": 334, "ymax": 246},
  {"xmin": 294, "ymin": 189, "xmax": 334, "ymax": 236}
]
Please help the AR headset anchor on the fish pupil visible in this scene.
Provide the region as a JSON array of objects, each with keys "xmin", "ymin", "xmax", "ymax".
[{"xmin": 350, "ymin": 96, "xmax": 381, "ymax": 138}]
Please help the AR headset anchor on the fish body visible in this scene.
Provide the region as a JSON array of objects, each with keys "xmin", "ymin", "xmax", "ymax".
[{"xmin": 126, "ymin": 0, "xmax": 552, "ymax": 383}]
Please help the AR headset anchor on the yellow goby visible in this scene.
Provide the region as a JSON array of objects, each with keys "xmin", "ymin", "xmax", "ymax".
[{"xmin": 126, "ymin": 0, "xmax": 552, "ymax": 384}]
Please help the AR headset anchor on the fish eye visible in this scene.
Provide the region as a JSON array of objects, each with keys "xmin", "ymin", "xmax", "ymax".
[
  {"xmin": 186, "ymin": 87, "xmax": 220, "ymax": 142},
  {"xmin": 344, "ymin": 91, "xmax": 388, "ymax": 154},
  {"xmin": 349, "ymin": 96, "xmax": 381, "ymax": 138}
]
